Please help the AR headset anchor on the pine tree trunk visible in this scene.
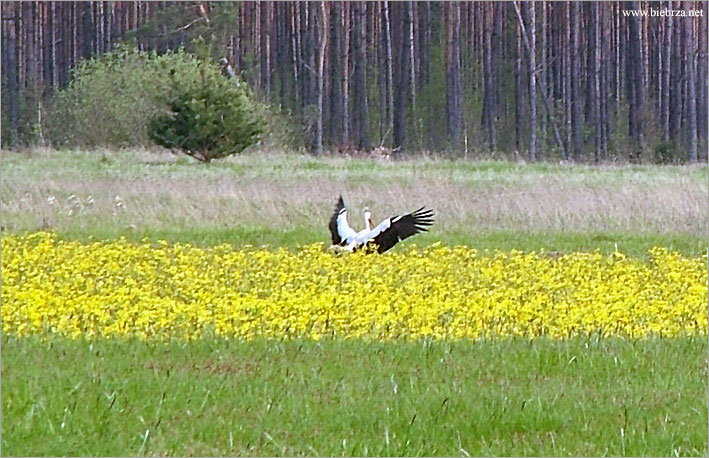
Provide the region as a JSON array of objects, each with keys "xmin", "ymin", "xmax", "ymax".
[
  {"xmin": 327, "ymin": 1, "xmax": 342, "ymax": 144},
  {"xmin": 44, "ymin": 1, "xmax": 55, "ymax": 94},
  {"xmin": 615, "ymin": 1, "xmax": 622, "ymax": 114},
  {"xmin": 23, "ymin": 1, "xmax": 32, "ymax": 89},
  {"xmin": 84, "ymin": 2, "xmax": 94, "ymax": 59},
  {"xmin": 540, "ymin": 0, "xmax": 547, "ymax": 151},
  {"xmin": 482, "ymin": 3, "xmax": 496, "ymax": 150},
  {"xmin": 571, "ymin": 2, "xmax": 582, "ymax": 159},
  {"xmin": 71, "ymin": 2, "xmax": 79, "ymax": 67},
  {"xmin": 601, "ymin": 2, "xmax": 610, "ymax": 158},
  {"xmin": 342, "ymin": 2, "xmax": 350, "ymax": 142},
  {"xmin": 275, "ymin": 3, "xmax": 289, "ymax": 109},
  {"xmin": 584, "ymin": 3, "xmax": 593, "ymax": 124},
  {"xmin": 289, "ymin": 3, "xmax": 299, "ymax": 104},
  {"xmin": 593, "ymin": 2, "xmax": 602, "ymax": 162},
  {"xmin": 58, "ymin": 2, "xmax": 68, "ymax": 87},
  {"xmin": 259, "ymin": 1, "xmax": 271, "ymax": 100},
  {"xmin": 103, "ymin": 1, "xmax": 111, "ymax": 53},
  {"xmin": 383, "ymin": 1, "xmax": 394, "ymax": 145},
  {"xmin": 626, "ymin": 0, "xmax": 643, "ymax": 145},
  {"xmin": 418, "ymin": 2, "xmax": 430, "ymax": 87},
  {"xmin": 515, "ymin": 12, "xmax": 524, "ymax": 151},
  {"xmin": 670, "ymin": 1, "xmax": 682, "ymax": 141},
  {"xmin": 684, "ymin": 1, "xmax": 697, "ymax": 161},
  {"xmin": 553, "ymin": 3, "xmax": 562, "ymax": 100},
  {"xmin": 352, "ymin": 1, "xmax": 369, "ymax": 150},
  {"xmin": 662, "ymin": 0, "xmax": 672, "ymax": 142},
  {"xmin": 445, "ymin": 2, "xmax": 462, "ymax": 151},
  {"xmin": 392, "ymin": 1, "xmax": 411, "ymax": 153},
  {"xmin": 378, "ymin": 2, "xmax": 388, "ymax": 143},
  {"xmin": 492, "ymin": 3, "xmax": 503, "ymax": 128},
  {"xmin": 527, "ymin": 2, "xmax": 536, "ymax": 161},
  {"xmin": 314, "ymin": 2, "xmax": 327, "ymax": 156},
  {"xmin": 303, "ymin": 2, "xmax": 315, "ymax": 107},
  {"xmin": 409, "ymin": 2, "xmax": 416, "ymax": 113},
  {"xmin": 564, "ymin": 1, "xmax": 572, "ymax": 158},
  {"xmin": 3, "ymin": 3, "xmax": 19, "ymax": 136},
  {"xmin": 698, "ymin": 4, "xmax": 708, "ymax": 142}
]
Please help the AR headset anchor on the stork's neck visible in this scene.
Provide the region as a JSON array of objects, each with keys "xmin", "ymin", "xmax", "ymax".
[{"xmin": 364, "ymin": 211, "xmax": 372, "ymax": 231}]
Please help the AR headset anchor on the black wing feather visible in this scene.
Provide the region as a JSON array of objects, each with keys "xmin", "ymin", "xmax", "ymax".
[
  {"xmin": 328, "ymin": 195, "xmax": 346, "ymax": 245},
  {"xmin": 372, "ymin": 207, "xmax": 435, "ymax": 253}
]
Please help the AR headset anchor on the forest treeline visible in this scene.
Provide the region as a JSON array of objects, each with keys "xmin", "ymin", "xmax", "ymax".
[{"xmin": 1, "ymin": 1, "xmax": 707, "ymax": 162}]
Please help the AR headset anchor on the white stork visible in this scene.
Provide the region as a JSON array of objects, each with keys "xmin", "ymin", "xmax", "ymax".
[{"xmin": 328, "ymin": 195, "xmax": 435, "ymax": 253}]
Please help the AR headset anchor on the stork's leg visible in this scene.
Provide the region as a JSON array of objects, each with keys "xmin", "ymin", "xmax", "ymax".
[
  {"xmin": 327, "ymin": 244, "xmax": 352, "ymax": 254},
  {"xmin": 344, "ymin": 241, "xmax": 359, "ymax": 252}
]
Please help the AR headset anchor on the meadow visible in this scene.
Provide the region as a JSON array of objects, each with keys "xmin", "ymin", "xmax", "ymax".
[
  {"xmin": 3, "ymin": 337, "xmax": 707, "ymax": 456},
  {"xmin": 1, "ymin": 148, "xmax": 708, "ymax": 456},
  {"xmin": 1, "ymin": 148, "xmax": 706, "ymax": 255}
]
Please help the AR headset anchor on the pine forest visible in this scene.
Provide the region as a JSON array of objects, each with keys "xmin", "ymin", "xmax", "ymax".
[{"xmin": 1, "ymin": 1, "xmax": 707, "ymax": 162}]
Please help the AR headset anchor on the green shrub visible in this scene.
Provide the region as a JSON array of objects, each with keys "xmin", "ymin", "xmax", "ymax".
[
  {"xmin": 652, "ymin": 141, "xmax": 688, "ymax": 164},
  {"xmin": 44, "ymin": 46, "xmax": 263, "ymax": 150},
  {"xmin": 147, "ymin": 61, "xmax": 264, "ymax": 162},
  {"xmin": 45, "ymin": 46, "xmax": 198, "ymax": 148}
]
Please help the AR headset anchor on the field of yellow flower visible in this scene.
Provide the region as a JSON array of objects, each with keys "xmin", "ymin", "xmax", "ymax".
[{"xmin": 2, "ymin": 232, "xmax": 706, "ymax": 340}]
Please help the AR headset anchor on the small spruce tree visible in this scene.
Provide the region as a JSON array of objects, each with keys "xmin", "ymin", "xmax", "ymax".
[{"xmin": 148, "ymin": 60, "xmax": 264, "ymax": 162}]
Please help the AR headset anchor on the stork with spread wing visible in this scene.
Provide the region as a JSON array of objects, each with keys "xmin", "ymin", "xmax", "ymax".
[{"xmin": 328, "ymin": 195, "xmax": 434, "ymax": 253}]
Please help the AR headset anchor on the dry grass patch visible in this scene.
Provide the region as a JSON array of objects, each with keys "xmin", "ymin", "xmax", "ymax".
[
  {"xmin": 1, "ymin": 147, "xmax": 706, "ymax": 259},
  {"xmin": 2, "ymin": 149, "xmax": 706, "ymax": 236}
]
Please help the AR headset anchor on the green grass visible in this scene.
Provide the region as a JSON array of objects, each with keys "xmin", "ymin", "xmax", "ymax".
[
  {"xmin": 2, "ymin": 337, "xmax": 706, "ymax": 456},
  {"xmin": 3, "ymin": 148, "xmax": 707, "ymax": 185},
  {"xmin": 41, "ymin": 225, "xmax": 708, "ymax": 258}
]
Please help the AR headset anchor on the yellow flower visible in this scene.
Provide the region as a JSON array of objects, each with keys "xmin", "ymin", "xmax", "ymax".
[{"xmin": 1, "ymin": 232, "xmax": 706, "ymax": 340}]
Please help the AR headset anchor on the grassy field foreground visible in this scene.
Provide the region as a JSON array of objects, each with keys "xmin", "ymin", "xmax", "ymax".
[{"xmin": 2, "ymin": 337, "xmax": 707, "ymax": 456}]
